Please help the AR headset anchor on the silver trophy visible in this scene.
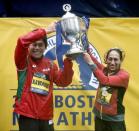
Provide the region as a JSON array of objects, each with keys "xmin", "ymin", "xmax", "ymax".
[{"xmin": 60, "ymin": 4, "xmax": 87, "ymax": 55}]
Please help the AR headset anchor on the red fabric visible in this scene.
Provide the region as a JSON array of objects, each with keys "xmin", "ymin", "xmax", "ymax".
[
  {"xmin": 88, "ymin": 48, "xmax": 129, "ymax": 88},
  {"xmin": 14, "ymin": 28, "xmax": 74, "ymax": 120},
  {"xmin": 88, "ymin": 48, "xmax": 130, "ymax": 115},
  {"xmin": 95, "ymin": 89, "xmax": 118, "ymax": 115},
  {"xmin": 94, "ymin": 69, "xmax": 129, "ymax": 88},
  {"xmin": 94, "ymin": 69, "xmax": 129, "ymax": 115}
]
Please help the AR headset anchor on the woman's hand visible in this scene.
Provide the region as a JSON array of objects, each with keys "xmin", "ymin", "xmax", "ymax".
[{"xmin": 83, "ymin": 52, "xmax": 94, "ymax": 65}]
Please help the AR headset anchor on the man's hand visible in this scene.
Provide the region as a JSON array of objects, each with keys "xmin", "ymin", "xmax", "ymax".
[{"xmin": 45, "ymin": 21, "xmax": 57, "ymax": 34}]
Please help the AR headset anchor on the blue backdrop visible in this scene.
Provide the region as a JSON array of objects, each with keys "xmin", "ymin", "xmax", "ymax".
[{"xmin": 0, "ymin": 0, "xmax": 139, "ymax": 17}]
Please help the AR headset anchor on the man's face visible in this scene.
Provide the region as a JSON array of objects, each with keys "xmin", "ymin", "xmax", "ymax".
[
  {"xmin": 106, "ymin": 50, "xmax": 121, "ymax": 74},
  {"xmin": 28, "ymin": 40, "xmax": 46, "ymax": 59}
]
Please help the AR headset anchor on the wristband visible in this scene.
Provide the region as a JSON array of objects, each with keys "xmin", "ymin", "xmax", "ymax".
[{"xmin": 88, "ymin": 64, "xmax": 97, "ymax": 71}]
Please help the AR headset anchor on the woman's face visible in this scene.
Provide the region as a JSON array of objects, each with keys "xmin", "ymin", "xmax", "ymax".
[{"xmin": 106, "ymin": 50, "xmax": 121, "ymax": 74}]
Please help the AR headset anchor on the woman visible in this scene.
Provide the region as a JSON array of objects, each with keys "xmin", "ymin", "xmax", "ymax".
[{"xmin": 83, "ymin": 47, "xmax": 130, "ymax": 131}]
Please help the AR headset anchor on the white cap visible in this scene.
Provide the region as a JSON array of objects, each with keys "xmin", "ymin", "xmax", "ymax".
[{"xmin": 62, "ymin": 4, "xmax": 76, "ymax": 19}]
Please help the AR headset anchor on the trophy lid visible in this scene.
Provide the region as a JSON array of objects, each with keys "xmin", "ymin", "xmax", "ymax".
[{"xmin": 62, "ymin": 4, "xmax": 76, "ymax": 19}]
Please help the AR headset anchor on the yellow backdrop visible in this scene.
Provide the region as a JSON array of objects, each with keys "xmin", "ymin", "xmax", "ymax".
[{"xmin": 0, "ymin": 18, "xmax": 139, "ymax": 131}]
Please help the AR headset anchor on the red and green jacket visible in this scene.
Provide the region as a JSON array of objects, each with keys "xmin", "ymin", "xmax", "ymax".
[
  {"xmin": 14, "ymin": 28, "xmax": 74, "ymax": 120},
  {"xmin": 88, "ymin": 49, "xmax": 129, "ymax": 121}
]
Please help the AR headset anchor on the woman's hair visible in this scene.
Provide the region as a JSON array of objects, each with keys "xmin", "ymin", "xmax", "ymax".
[{"xmin": 104, "ymin": 47, "xmax": 125, "ymax": 64}]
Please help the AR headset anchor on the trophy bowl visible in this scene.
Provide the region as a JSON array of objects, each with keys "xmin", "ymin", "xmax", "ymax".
[
  {"xmin": 60, "ymin": 16, "xmax": 86, "ymax": 35},
  {"xmin": 60, "ymin": 16, "xmax": 87, "ymax": 55}
]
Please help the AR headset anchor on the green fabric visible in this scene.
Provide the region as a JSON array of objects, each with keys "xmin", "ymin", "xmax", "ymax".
[
  {"xmin": 93, "ymin": 107, "xmax": 124, "ymax": 121},
  {"xmin": 93, "ymin": 86, "xmax": 126, "ymax": 121},
  {"xmin": 95, "ymin": 116, "xmax": 126, "ymax": 131},
  {"xmin": 89, "ymin": 63, "xmax": 97, "ymax": 71},
  {"xmin": 117, "ymin": 88, "xmax": 126, "ymax": 114},
  {"xmin": 17, "ymin": 70, "xmax": 27, "ymax": 101}
]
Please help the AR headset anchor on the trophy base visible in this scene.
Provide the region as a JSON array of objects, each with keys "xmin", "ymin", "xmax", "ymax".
[
  {"xmin": 65, "ymin": 49, "xmax": 86, "ymax": 59},
  {"xmin": 66, "ymin": 49, "xmax": 85, "ymax": 55}
]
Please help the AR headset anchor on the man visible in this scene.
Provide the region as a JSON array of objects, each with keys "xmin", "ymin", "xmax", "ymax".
[
  {"xmin": 14, "ymin": 22, "xmax": 74, "ymax": 131},
  {"xmin": 83, "ymin": 47, "xmax": 130, "ymax": 131}
]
